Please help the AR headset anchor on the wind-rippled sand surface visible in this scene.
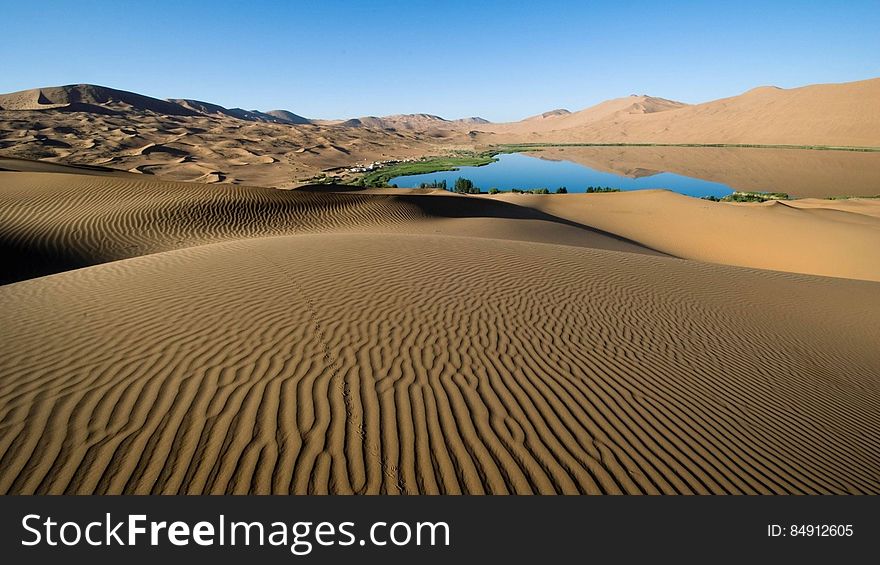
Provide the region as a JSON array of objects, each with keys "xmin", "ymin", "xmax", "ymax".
[{"xmin": 1, "ymin": 168, "xmax": 879, "ymax": 494}]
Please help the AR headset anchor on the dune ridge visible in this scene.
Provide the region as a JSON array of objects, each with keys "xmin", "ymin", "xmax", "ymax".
[
  {"xmin": 0, "ymin": 169, "xmax": 656, "ymax": 284},
  {"xmin": 491, "ymin": 190, "xmax": 880, "ymax": 282}
]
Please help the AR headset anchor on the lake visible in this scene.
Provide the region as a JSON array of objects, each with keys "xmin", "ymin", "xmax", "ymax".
[{"xmin": 390, "ymin": 147, "xmax": 880, "ymax": 198}]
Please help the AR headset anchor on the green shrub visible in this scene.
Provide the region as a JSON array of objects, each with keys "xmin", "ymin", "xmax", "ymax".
[
  {"xmin": 585, "ymin": 186, "xmax": 621, "ymax": 193},
  {"xmin": 454, "ymin": 177, "xmax": 475, "ymax": 193},
  {"xmin": 721, "ymin": 191, "xmax": 789, "ymax": 202}
]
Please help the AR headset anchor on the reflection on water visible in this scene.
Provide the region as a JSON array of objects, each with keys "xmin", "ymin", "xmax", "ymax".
[{"xmin": 391, "ymin": 146, "xmax": 880, "ymax": 198}]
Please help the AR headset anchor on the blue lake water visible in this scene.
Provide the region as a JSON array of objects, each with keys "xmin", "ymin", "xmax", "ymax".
[{"xmin": 390, "ymin": 152, "xmax": 735, "ymax": 197}]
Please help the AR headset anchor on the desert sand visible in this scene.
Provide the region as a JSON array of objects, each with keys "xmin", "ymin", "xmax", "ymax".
[
  {"xmin": 1, "ymin": 163, "xmax": 879, "ymax": 494},
  {"xmin": 490, "ymin": 190, "xmax": 880, "ymax": 281}
]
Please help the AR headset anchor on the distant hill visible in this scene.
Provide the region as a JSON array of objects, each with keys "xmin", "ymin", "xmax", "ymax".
[
  {"xmin": 0, "ymin": 84, "xmax": 313, "ymax": 125},
  {"xmin": 341, "ymin": 113, "xmax": 490, "ymax": 130},
  {"xmin": 0, "ymin": 84, "xmax": 198, "ymax": 116},
  {"xmin": 455, "ymin": 116, "xmax": 491, "ymax": 125},
  {"xmin": 264, "ymin": 109, "xmax": 311, "ymax": 125},
  {"xmin": 170, "ymin": 99, "xmax": 311, "ymax": 124}
]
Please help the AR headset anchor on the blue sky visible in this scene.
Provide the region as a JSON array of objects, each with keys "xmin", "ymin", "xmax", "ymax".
[{"xmin": 2, "ymin": 0, "xmax": 878, "ymax": 121}]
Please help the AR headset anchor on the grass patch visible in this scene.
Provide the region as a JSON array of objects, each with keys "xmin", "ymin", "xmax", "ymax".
[{"xmin": 360, "ymin": 151, "xmax": 499, "ymax": 187}]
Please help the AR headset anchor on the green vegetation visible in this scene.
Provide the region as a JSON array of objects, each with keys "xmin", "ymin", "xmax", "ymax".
[
  {"xmin": 585, "ymin": 186, "xmax": 621, "ymax": 193},
  {"xmin": 826, "ymin": 194, "xmax": 880, "ymax": 200},
  {"xmin": 418, "ymin": 180, "xmax": 447, "ymax": 189},
  {"xmin": 453, "ymin": 177, "xmax": 480, "ymax": 194},
  {"xmin": 723, "ymin": 191, "xmax": 789, "ymax": 202},
  {"xmin": 488, "ymin": 187, "xmax": 500, "ymax": 194},
  {"xmin": 702, "ymin": 191, "xmax": 790, "ymax": 202},
  {"xmin": 556, "ymin": 186, "xmax": 568, "ymax": 194},
  {"xmin": 359, "ymin": 151, "xmax": 498, "ymax": 187},
  {"xmin": 508, "ymin": 188, "xmax": 551, "ymax": 194}
]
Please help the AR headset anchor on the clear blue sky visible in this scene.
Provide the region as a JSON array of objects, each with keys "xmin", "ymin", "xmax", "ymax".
[{"xmin": 2, "ymin": 0, "xmax": 878, "ymax": 121}]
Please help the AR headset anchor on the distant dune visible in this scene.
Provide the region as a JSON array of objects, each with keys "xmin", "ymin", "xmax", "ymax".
[
  {"xmin": 0, "ymin": 101, "xmax": 465, "ymax": 187},
  {"xmin": 1, "ymin": 166, "xmax": 879, "ymax": 494},
  {"xmin": 343, "ymin": 114, "xmax": 490, "ymax": 131},
  {"xmin": 500, "ymin": 95, "xmax": 686, "ymax": 133},
  {"xmin": 477, "ymin": 78, "xmax": 880, "ymax": 146}
]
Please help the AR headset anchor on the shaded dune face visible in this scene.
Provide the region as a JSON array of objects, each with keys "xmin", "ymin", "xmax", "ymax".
[
  {"xmin": 0, "ymin": 172, "xmax": 657, "ymax": 284},
  {"xmin": 1, "ymin": 234, "xmax": 879, "ymax": 494}
]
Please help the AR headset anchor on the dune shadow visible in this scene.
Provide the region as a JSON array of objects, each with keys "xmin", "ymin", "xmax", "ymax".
[
  {"xmin": 393, "ymin": 193, "xmax": 667, "ymax": 254},
  {"xmin": 0, "ymin": 239, "xmax": 96, "ymax": 285}
]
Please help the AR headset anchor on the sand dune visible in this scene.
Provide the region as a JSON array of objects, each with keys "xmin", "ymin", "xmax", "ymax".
[
  {"xmin": 0, "ymin": 169, "xmax": 654, "ymax": 284},
  {"xmin": 0, "ymin": 84, "xmax": 476, "ymax": 187},
  {"xmin": 3, "ymin": 165, "xmax": 877, "ymax": 284},
  {"xmin": 1, "ymin": 232, "xmax": 878, "ymax": 494},
  {"xmin": 344, "ymin": 114, "xmax": 488, "ymax": 131},
  {"xmin": 477, "ymin": 78, "xmax": 880, "ymax": 146},
  {"xmin": 491, "ymin": 190, "xmax": 880, "ymax": 282},
  {"xmin": 495, "ymin": 95, "xmax": 687, "ymax": 134},
  {"xmin": 0, "ymin": 84, "xmax": 199, "ymax": 116},
  {"xmin": 0, "ymin": 105, "xmax": 469, "ymax": 187}
]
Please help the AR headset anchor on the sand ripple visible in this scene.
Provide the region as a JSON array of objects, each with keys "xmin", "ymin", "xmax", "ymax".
[{"xmin": 2, "ymin": 234, "xmax": 878, "ymax": 494}]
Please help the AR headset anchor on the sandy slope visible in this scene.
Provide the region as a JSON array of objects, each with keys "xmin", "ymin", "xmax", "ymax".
[
  {"xmin": 491, "ymin": 191, "xmax": 880, "ymax": 282},
  {"xmin": 489, "ymin": 95, "xmax": 687, "ymax": 134},
  {"xmin": 1, "ymin": 169, "xmax": 878, "ymax": 494},
  {"xmin": 1, "ymin": 233, "xmax": 878, "ymax": 494},
  {"xmin": 477, "ymin": 78, "xmax": 880, "ymax": 146}
]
